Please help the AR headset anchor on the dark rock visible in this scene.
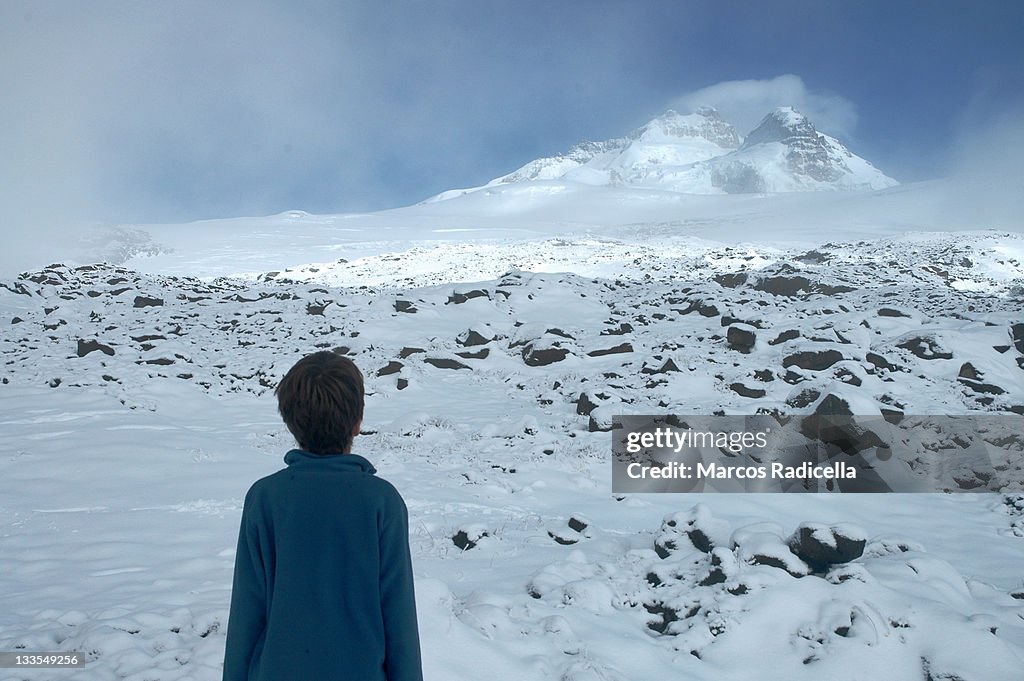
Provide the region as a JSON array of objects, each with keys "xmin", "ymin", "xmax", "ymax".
[
  {"xmin": 769, "ymin": 329, "xmax": 800, "ymax": 345},
  {"xmin": 11, "ymin": 317, "xmax": 23, "ymax": 324},
  {"xmin": 753, "ymin": 369, "xmax": 774, "ymax": 382},
  {"xmin": 399, "ymin": 347, "xmax": 425, "ymax": 359},
  {"xmin": 727, "ymin": 325, "xmax": 757, "ymax": 353},
  {"xmin": 715, "ymin": 272, "xmax": 748, "ymax": 288},
  {"xmin": 587, "ymin": 343, "xmax": 633, "ymax": 357},
  {"xmin": 877, "ymin": 308, "xmax": 911, "ymax": 318},
  {"xmin": 588, "ymin": 412, "xmax": 612, "ymax": 432},
  {"xmin": 800, "ymin": 394, "xmax": 888, "ymax": 455},
  {"xmin": 396, "ymin": 378, "xmax": 409, "ymax": 390},
  {"xmin": 866, "ymin": 352, "xmax": 900, "ymax": 372},
  {"xmin": 522, "ymin": 343, "xmax": 569, "ymax": 367},
  {"xmin": 547, "ymin": 531, "xmax": 578, "ymax": 546},
  {"xmin": 458, "ymin": 329, "xmax": 492, "ymax": 347},
  {"xmin": 958, "ymin": 378, "xmax": 1005, "ymax": 395},
  {"xmin": 730, "ymin": 383, "xmax": 766, "ymax": 399},
  {"xmin": 699, "ymin": 568, "xmax": 727, "ymax": 587},
  {"xmin": 567, "ymin": 516, "xmax": 588, "ymax": 533},
  {"xmin": 795, "ymin": 250, "xmax": 830, "ymax": 264},
  {"xmin": 394, "ymin": 300, "xmax": 417, "ymax": 313},
  {"xmin": 750, "ymin": 553, "xmax": 808, "ymax": 577},
  {"xmin": 1011, "ymin": 323, "xmax": 1024, "ymax": 353},
  {"xmin": 786, "ymin": 388, "xmax": 821, "ymax": 409},
  {"xmin": 783, "ymin": 349, "xmax": 843, "ymax": 371},
  {"xmin": 131, "ymin": 334, "xmax": 166, "ymax": 343},
  {"xmin": 576, "ymin": 392, "xmax": 599, "ymax": 416},
  {"xmin": 447, "ymin": 289, "xmax": 489, "ymax": 304},
  {"xmin": 306, "ymin": 301, "xmax": 330, "ymax": 316},
  {"xmin": 654, "ymin": 536, "xmax": 678, "ymax": 559},
  {"xmin": 77, "ymin": 339, "xmax": 115, "ymax": 357},
  {"xmin": 601, "ymin": 322, "xmax": 634, "ymax": 336},
  {"xmin": 642, "ymin": 358, "xmax": 681, "ymax": 375},
  {"xmin": 897, "ymin": 335, "xmax": 953, "ymax": 360},
  {"xmin": 546, "ymin": 327, "xmax": 575, "ymax": 340},
  {"xmin": 958, "ymin": 362, "xmax": 981, "ymax": 380},
  {"xmin": 452, "ymin": 529, "xmax": 487, "ymax": 551},
  {"xmin": 455, "ymin": 348, "xmax": 490, "ymax": 359},
  {"xmin": 754, "ymin": 275, "xmax": 813, "ymax": 297},
  {"xmin": 424, "ymin": 357, "xmax": 470, "ymax": 370},
  {"xmin": 644, "ymin": 601, "xmax": 684, "ymax": 635},
  {"xmin": 377, "ymin": 361, "xmax": 403, "ymax": 377},
  {"xmin": 788, "ymin": 524, "xmax": 866, "ymax": 572},
  {"xmin": 834, "ymin": 368, "xmax": 862, "ymax": 387},
  {"xmin": 133, "ymin": 295, "xmax": 163, "ymax": 308}
]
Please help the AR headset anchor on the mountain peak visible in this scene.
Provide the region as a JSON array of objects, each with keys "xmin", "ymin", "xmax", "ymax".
[
  {"xmin": 631, "ymin": 108, "xmax": 741, "ymax": 149},
  {"xmin": 741, "ymin": 106, "xmax": 817, "ymax": 149},
  {"xmin": 427, "ymin": 104, "xmax": 896, "ymax": 203}
]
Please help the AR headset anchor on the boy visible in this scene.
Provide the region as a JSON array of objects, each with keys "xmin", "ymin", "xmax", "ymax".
[{"xmin": 223, "ymin": 351, "xmax": 422, "ymax": 681}]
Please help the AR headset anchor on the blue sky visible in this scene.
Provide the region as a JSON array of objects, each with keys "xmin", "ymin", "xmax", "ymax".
[{"xmin": 1, "ymin": 0, "xmax": 1022, "ymax": 230}]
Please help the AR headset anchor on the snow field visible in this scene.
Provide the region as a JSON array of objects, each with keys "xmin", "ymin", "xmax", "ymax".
[{"xmin": 2, "ymin": 230, "xmax": 1024, "ymax": 679}]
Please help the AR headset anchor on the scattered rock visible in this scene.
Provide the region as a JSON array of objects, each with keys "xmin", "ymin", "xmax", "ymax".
[
  {"xmin": 783, "ymin": 349, "xmax": 843, "ymax": 371},
  {"xmin": 522, "ymin": 343, "xmax": 569, "ymax": 367},
  {"xmin": 897, "ymin": 335, "xmax": 953, "ymax": 360},
  {"xmin": 642, "ymin": 357, "xmax": 681, "ymax": 375},
  {"xmin": 788, "ymin": 523, "xmax": 867, "ymax": 572},
  {"xmin": 447, "ymin": 289, "xmax": 489, "ymax": 304},
  {"xmin": 730, "ymin": 383, "xmax": 766, "ymax": 399},
  {"xmin": 576, "ymin": 392, "xmax": 599, "ymax": 416},
  {"xmin": 133, "ymin": 295, "xmax": 163, "ymax": 308},
  {"xmin": 601, "ymin": 322, "xmax": 633, "ymax": 336},
  {"xmin": 727, "ymin": 324, "xmax": 757, "ymax": 353},
  {"xmin": 77, "ymin": 339, "xmax": 115, "ymax": 357},
  {"xmin": 786, "ymin": 388, "xmax": 821, "ymax": 409},
  {"xmin": 1007, "ymin": 322, "xmax": 1024, "ymax": 355},
  {"xmin": 377, "ymin": 361, "xmax": 403, "ymax": 377},
  {"xmin": 458, "ymin": 329, "xmax": 493, "ymax": 347},
  {"xmin": 452, "ymin": 526, "xmax": 489, "ymax": 551},
  {"xmin": 866, "ymin": 352, "xmax": 900, "ymax": 372},
  {"xmin": 306, "ymin": 301, "xmax": 330, "ymax": 316},
  {"xmin": 587, "ymin": 343, "xmax": 633, "ymax": 357},
  {"xmin": 424, "ymin": 357, "xmax": 470, "ymax": 371},
  {"xmin": 877, "ymin": 308, "xmax": 911, "ymax": 318},
  {"xmin": 769, "ymin": 329, "xmax": 800, "ymax": 346}
]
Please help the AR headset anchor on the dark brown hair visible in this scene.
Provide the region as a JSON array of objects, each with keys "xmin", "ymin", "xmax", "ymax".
[{"xmin": 275, "ymin": 351, "xmax": 364, "ymax": 455}]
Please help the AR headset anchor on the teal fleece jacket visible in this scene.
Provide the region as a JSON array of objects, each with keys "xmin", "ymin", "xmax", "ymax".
[{"xmin": 223, "ymin": 450, "xmax": 422, "ymax": 681}]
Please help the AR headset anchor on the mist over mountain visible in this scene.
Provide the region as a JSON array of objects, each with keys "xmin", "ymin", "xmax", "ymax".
[{"xmin": 430, "ymin": 106, "xmax": 897, "ymax": 202}]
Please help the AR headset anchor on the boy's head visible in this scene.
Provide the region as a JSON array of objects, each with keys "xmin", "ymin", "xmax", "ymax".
[{"xmin": 276, "ymin": 351, "xmax": 364, "ymax": 455}]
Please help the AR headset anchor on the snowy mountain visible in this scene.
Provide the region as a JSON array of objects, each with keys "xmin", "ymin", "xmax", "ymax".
[
  {"xmin": 703, "ymin": 107, "xmax": 899, "ymax": 193},
  {"xmin": 430, "ymin": 106, "xmax": 896, "ymax": 201}
]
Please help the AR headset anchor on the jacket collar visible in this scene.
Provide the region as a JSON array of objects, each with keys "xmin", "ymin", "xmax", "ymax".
[{"xmin": 283, "ymin": 449, "xmax": 377, "ymax": 475}]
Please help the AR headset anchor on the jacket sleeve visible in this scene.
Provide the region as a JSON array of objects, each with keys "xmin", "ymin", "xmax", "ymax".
[
  {"xmin": 379, "ymin": 493, "xmax": 423, "ymax": 681},
  {"xmin": 222, "ymin": 492, "xmax": 267, "ymax": 681}
]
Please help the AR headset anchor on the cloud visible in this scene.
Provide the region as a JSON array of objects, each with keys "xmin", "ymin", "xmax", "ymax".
[
  {"xmin": 940, "ymin": 102, "xmax": 1024, "ymax": 229},
  {"xmin": 668, "ymin": 75, "xmax": 858, "ymax": 138}
]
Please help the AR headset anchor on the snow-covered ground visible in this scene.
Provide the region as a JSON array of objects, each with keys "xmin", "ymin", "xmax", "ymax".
[{"xmin": 2, "ymin": 194, "xmax": 1024, "ymax": 679}]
